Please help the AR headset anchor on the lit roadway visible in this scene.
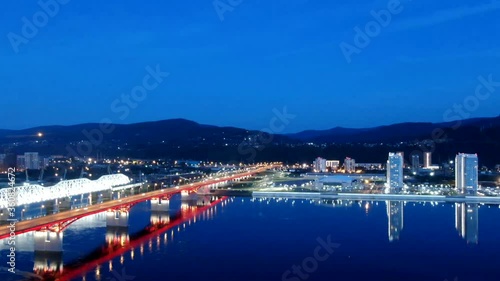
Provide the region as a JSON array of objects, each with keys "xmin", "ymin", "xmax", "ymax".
[{"xmin": 0, "ymin": 166, "xmax": 273, "ymax": 239}]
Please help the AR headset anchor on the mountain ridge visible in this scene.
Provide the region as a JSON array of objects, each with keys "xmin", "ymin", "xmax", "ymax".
[{"xmin": 1, "ymin": 116, "xmax": 500, "ymax": 143}]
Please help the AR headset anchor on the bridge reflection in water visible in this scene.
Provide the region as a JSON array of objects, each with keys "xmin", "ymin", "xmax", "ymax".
[{"xmin": 0, "ymin": 194, "xmax": 229, "ymax": 281}]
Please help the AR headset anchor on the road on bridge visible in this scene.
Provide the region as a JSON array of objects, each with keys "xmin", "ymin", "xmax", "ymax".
[{"xmin": 0, "ymin": 166, "xmax": 272, "ymax": 239}]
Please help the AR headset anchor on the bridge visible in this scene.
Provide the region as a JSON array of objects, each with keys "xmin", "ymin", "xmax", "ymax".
[
  {"xmin": 0, "ymin": 174, "xmax": 138, "ymax": 208},
  {"xmin": 0, "ymin": 166, "xmax": 272, "ymax": 239},
  {"xmin": 1, "ymin": 194, "xmax": 229, "ymax": 281}
]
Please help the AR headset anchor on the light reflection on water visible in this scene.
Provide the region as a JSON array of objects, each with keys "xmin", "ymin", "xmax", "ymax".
[{"xmin": 0, "ymin": 196, "xmax": 499, "ymax": 281}]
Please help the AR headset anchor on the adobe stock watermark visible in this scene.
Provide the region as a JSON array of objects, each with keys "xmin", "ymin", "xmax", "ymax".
[
  {"xmin": 213, "ymin": 0, "xmax": 243, "ymax": 21},
  {"xmin": 66, "ymin": 65, "xmax": 169, "ymax": 159},
  {"xmin": 442, "ymin": 74, "xmax": 500, "ymax": 128},
  {"xmin": 407, "ymin": 74, "xmax": 500, "ymax": 165},
  {"xmin": 7, "ymin": 0, "xmax": 71, "ymax": 53},
  {"xmin": 282, "ymin": 235, "xmax": 340, "ymax": 281},
  {"xmin": 5, "ymin": 168, "xmax": 17, "ymax": 274},
  {"xmin": 237, "ymin": 107, "xmax": 296, "ymax": 162},
  {"xmin": 339, "ymin": 0, "xmax": 410, "ymax": 63}
]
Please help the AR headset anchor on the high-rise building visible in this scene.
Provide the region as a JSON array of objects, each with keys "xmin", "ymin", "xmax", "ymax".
[
  {"xmin": 424, "ymin": 152, "xmax": 432, "ymax": 168},
  {"xmin": 344, "ymin": 157, "xmax": 355, "ymax": 173},
  {"xmin": 455, "ymin": 153, "xmax": 478, "ymax": 195},
  {"xmin": 387, "ymin": 152, "xmax": 404, "ymax": 191},
  {"xmin": 411, "ymin": 154, "xmax": 420, "ymax": 173},
  {"xmin": 43, "ymin": 157, "xmax": 51, "ymax": 167},
  {"xmin": 17, "ymin": 155, "xmax": 26, "ymax": 170},
  {"xmin": 24, "ymin": 152, "xmax": 40, "ymax": 170},
  {"xmin": 396, "ymin": 152, "xmax": 405, "ymax": 168},
  {"xmin": 0, "ymin": 154, "xmax": 6, "ymax": 171},
  {"xmin": 313, "ymin": 157, "xmax": 327, "ymax": 173}
]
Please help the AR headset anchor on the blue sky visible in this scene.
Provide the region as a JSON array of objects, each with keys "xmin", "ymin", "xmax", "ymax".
[{"xmin": 1, "ymin": 0, "xmax": 500, "ymax": 132}]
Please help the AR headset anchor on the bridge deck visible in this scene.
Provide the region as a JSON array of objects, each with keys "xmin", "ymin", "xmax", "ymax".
[{"xmin": 0, "ymin": 167, "xmax": 270, "ymax": 239}]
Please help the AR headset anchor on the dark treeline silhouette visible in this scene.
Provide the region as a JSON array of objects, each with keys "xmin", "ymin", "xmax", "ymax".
[{"xmin": 1, "ymin": 116, "xmax": 499, "ymax": 167}]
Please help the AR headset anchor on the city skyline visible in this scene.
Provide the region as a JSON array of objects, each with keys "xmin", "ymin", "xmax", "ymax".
[{"xmin": 1, "ymin": 0, "xmax": 500, "ymax": 280}]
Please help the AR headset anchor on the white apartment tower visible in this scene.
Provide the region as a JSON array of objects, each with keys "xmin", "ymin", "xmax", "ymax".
[
  {"xmin": 455, "ymin": 153, "xmax": 478, "ymax": 195},
  {"xmin": 387, "ymin": 152, "xmax": 404, "ymax": 191}
]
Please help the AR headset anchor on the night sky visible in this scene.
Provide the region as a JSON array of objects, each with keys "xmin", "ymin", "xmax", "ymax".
[{"xmin": 1, "ymin": 0, "xmax": 500, "ymax": 132}]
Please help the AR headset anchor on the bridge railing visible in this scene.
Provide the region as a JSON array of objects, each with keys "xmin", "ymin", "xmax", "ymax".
[{"xmin": 0, "ymin": 174, "xmax": 132, "ymax": 208}]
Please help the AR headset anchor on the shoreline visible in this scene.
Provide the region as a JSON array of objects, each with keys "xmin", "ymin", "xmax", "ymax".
[{"xmin": 252, "ymin": 191, "xmax": 500, "ymax": 203}]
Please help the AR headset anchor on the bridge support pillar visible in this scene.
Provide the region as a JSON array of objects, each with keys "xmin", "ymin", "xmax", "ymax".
[
  {"xmin": 34, "ymin": 231, "xmax": 63, "ymax": 252},
  {"xmin": 106, "ymin": 209, "xmax": 129, "ymax": 228},
  {"xmin": 106, "ymin": 209, "xmax": 130, "ymax": 245},
  {"xmin": 181, "ymin": 193, "xmax": 198, "ymax": 210},
  {"xmin": 151, "ymin": 198, "xmax": 169, "ymax": 212}
]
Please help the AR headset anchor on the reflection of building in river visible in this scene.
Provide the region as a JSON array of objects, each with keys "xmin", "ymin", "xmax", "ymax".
[
  {"xmin": 386, "ymin": 201, "xmax": 404, "ymax": 242},
  {"xmin": 455, "ymin": 203, "xmax": 479, "ymax": 244}
]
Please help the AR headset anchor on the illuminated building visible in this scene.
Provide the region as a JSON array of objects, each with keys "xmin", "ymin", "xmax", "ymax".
[
  {"xmin": 313, "ymin": 157, "xmax": 327, "ymax": 172},
  {"xmin": 24, "ymin": 152, "xmax": 40, "ymax": 170},
  {"xmin": 16, "ymin": 155, "xmax": 26, "ymax": 170},
  {"xmin": 325, "ymin": 160, "xmax": 340, "ymax": 170},
  {"xmin": 411, "ymin": 154, "xmax": 420, "ymax": 173},
  {"xmin": 344, "ymin": 157, "xmax": 355, "ymax": 173},
  {"xmin": 387, "ymin": 153, "xmax": 403, "ymax": 191},
  {"xmin": 424, "ymin": 152, "xmax": 432, "ymax": 168},
  {"xmin": 455, "ymin": 153, "xmax": 478, "ymax": 195}
]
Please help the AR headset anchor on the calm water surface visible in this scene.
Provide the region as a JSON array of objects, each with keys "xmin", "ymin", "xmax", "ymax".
[{"xmin": 1, "ymin": 195, "xmax": 500, "ymax": 281}]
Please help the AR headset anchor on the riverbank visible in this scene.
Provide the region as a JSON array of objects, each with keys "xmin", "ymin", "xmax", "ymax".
[{"xmin": 252, "ymin": 191, "xmax": 500, "ymax": 203}]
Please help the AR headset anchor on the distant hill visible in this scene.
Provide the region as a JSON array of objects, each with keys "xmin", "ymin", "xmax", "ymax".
[
  {"xmin": 287, "ymin": 116, "xmax": 500, "ymax": 143},
  {"xmin": 0, "ymin": 119, "xmax": 295, "ymax": 161},
  {"xmin": 286, "ymin": 127, "xmax": 372, "ymax": 141},
  {"xmin": 0, "ymin": 116, "xmax": 499, "ymax": 166},
  {"xmin": 0, "ymin": 119, "xmax": 256, "ymax": 144}
]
